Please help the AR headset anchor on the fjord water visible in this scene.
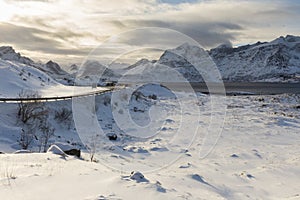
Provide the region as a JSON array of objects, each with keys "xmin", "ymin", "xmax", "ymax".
[{"xmin": 171, "ymin": 82, "xmax": 300, "ymax": 95}]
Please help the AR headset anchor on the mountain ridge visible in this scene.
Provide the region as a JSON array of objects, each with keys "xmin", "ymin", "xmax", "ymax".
[
  {"xmin": 0, "ymin": 46, "xmax": 74, "ymax": 85},
  {"xmin": 126, "ymin": 34, "xmax": 300, "ymax": 82},
  {"xmin": 1, "ymin": 34, "xmax": 300, "ymax": 84}
]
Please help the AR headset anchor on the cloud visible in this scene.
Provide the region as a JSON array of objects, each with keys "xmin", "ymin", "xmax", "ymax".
[
  {"xmin": 1, "ymin": 0, "xmax": 300, "ymax": 65},
  {"xmin": 0, "ymin": 22, "xmax": 91, "ymax": 60},
  {"xmin": 4, "ymin": 0, "xmax": 57, "ymax": 2},
  {"xmin": 158, "ymin": 0, "xmax": 199, "ymax": 4},
  {"xmin": 0, "ymin": 22, "xmax": 60, "ymax": 50},
  {"xmin": 91, "ymin": 0, "xmax": 299, "ymax": 48},
  {"xmin": 119, "ymin": 19, "xmax": 242, "ymax": 47}
]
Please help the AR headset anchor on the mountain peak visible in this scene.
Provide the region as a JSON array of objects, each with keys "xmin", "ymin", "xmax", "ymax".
[
  {"xmin": 69, "ymin": 64, "xmax": 79, "ymax": 71},
  {"xmin": 159, "ymin": 42, "xmax": 206, "ymax": 64},
  {"xmin": 45, "ymin": 60, "xmax": 65, "ymax": 75},
  {"xmin": 0, "ymin": 46, "xmax": 33, "ymax": 65},
  {"xmin": 271, "ymin": 35, "xmax": 300, "ymax": 45},
  {"xmin": 176, "ymin": 42, "xmax": 192, "ymax": 49},
  {"xmin": 173, "ymin": 42, "xmax": 204, "ymax": 52},
  {"xmin": 46, "ymin": 60, "xmax": 58, "ymax": 66},
  {"xmin": 215, "ymin": 43, "xmax": 233, "ymax": 49},
  {"xmin": 285, "ymin": 35, "xmax": 299, "ymax": 41},
  {"xmin": 0, "ymin": 46, "xmax": 16, "ymax": 54}
]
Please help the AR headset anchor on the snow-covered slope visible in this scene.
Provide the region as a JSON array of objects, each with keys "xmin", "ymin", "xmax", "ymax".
[
  {"xmin": 68, "ymin": 63, "xmax": 79, "ymax": 74},
  {"xmin": 209, "ymin": 35, "xmax": 300, "ymax": 82},
  {"xmin": 157, "ymin": 43, "xmax": 209, "ymax": 82},
  {"xmin": 0, "ymin": 46, "xmax": 34, "ymax": 65},
  {"xmin": 0, "ymin": 58, "xmax": 107, "ymax": 98},
  {"xmin": 34, "ymin": 60, "xmax": 74, "ymax": 85},
  {"xmin": 0, "ymin": 46, "xmax": 74, "ymax": 85},
  {"xmin": 118, "ymin": 43, "xmax": 219, "ymax": 83},
  {"xmin": 0, "ymin": 58, "xmax": 58, "ymax": 98},
  {"xmin": 75, "ymin": 60, "xmax": 121, "ymax": 86}
]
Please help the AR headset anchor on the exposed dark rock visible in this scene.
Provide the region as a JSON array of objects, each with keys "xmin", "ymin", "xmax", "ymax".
[
  {"xmin": 130, "ymin": 171, "xmax": 149, "ymax": 183},
  {"xmin": 230, "ymin": 154, "xmax": 239, "ymax": 158},
  {"xmin": 64, "ymin": 149, "xmax": 81, "ymax": 158},
  {"xmin": 107, "ymin": 133, "xmax": 117, "ymax": 141}
]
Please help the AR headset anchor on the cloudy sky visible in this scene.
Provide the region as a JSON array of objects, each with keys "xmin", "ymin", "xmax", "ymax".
[{"xmin": 0, "ymin": 0, "xmax": 299, "ymax": 65}]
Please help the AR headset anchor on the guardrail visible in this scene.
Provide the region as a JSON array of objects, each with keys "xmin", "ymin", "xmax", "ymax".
[{"xmin": 0, "ymin": 87, "xmax": 114, "ymax": 103}]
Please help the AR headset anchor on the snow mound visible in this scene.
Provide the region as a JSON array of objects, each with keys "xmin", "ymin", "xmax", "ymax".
[
  {"xmin": 47, "ymin": 144, "xmax": 67, "ymax": 157},
  {"xmin": 53, "ymin": 142, "xmax": 77, "ymax": 151},
  {"xmin": 14, "ymin": 149, "xmax": 31, "ymax": 154}
]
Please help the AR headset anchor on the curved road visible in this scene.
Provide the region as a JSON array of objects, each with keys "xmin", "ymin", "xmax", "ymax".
[{"xmin": 0, "ymin": 87, "xmax": 113, "ymax": 103}]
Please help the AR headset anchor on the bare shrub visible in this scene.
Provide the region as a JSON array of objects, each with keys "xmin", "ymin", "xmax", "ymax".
[
  {"xmin": 54, "ymin": 108, "xmax": 72, "ymax": 122},
  {"xmin": 19, "ymin": 127, "xmax": 35, "ymax": 150},
  {"xmin": 54, "ymin": 108, "xmax": 72, "ymax": 129},
  {"xmin": 38, "ymin": 121, "xmax": 55, "ymax": 152},
  {"xmin": 17, "ymin": 90, "xmax": 47, "ymax": 124},
  {"xmin": 17, "ymin": 90, "xmax": 48, "ymax": 149}
]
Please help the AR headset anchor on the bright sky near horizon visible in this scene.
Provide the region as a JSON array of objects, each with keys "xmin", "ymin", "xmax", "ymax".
[{"xmin": 0, "ymin": 0, "xmax": 299, "ymax": 65}]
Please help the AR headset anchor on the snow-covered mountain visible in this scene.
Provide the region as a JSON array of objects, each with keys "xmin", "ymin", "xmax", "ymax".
[
  {"xmin": 0, "ymin": 47, "xmax": 108, "ymax": 98},
  {"xmin": 34, "ymin": 60, "xmax": 74, "ymax": 85},
  {"xmin": 124, "ymin": 58, "xmax": 156, "ymax": 71},
  {"xmin": 157, "ymin": 43, "xmax": 208, "ymax": 82},
  {"xmin": 68, "ymin": 63, "xmax": 79, "ymax": 73},
  {"xmin": 0, "ymin": 46, "xmax": 33, "ymax": 65},
  {"xmin": 1, "ymin": 35, "xmax": 299, "ymax": 86},
  {"xmin": 0, "ymin": 46, "xmax": 74, "ymax": 85},
  {"xmin": 75, "ymin": 60, "xmax": 121, "ymax": 86},
  {"xmin": 0, "ymin": 58, "xmax": 59, "ymax": 98},
  {"xmin": 209, "ymin": 35, "xmax": 300, "ymax": 82},
  {"xmin": 126, "ymin": 35, "xmax": 300, "ymax": 82}
]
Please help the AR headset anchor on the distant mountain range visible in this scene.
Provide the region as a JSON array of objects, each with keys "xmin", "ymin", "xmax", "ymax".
[
  {"xmin": 209, "ymin": 35, "xmax": 300, "ymax": 82},
  {"xmin": 128, "ymin": 35, "xmax": 300, "ymax": 82},
  {"xmin": 0, "ymin": 35, "xmax": 299, "ymax": 88}
]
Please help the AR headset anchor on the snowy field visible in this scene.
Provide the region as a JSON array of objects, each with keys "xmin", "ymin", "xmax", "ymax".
[{"xmin": 0, "ymin": 86, "xmax": 300, "ymax": 200}]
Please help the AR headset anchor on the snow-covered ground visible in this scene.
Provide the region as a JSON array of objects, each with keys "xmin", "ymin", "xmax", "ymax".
[{"xmin": 0, "ymin": 85, "xmax": 299, "ymax": 199}]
